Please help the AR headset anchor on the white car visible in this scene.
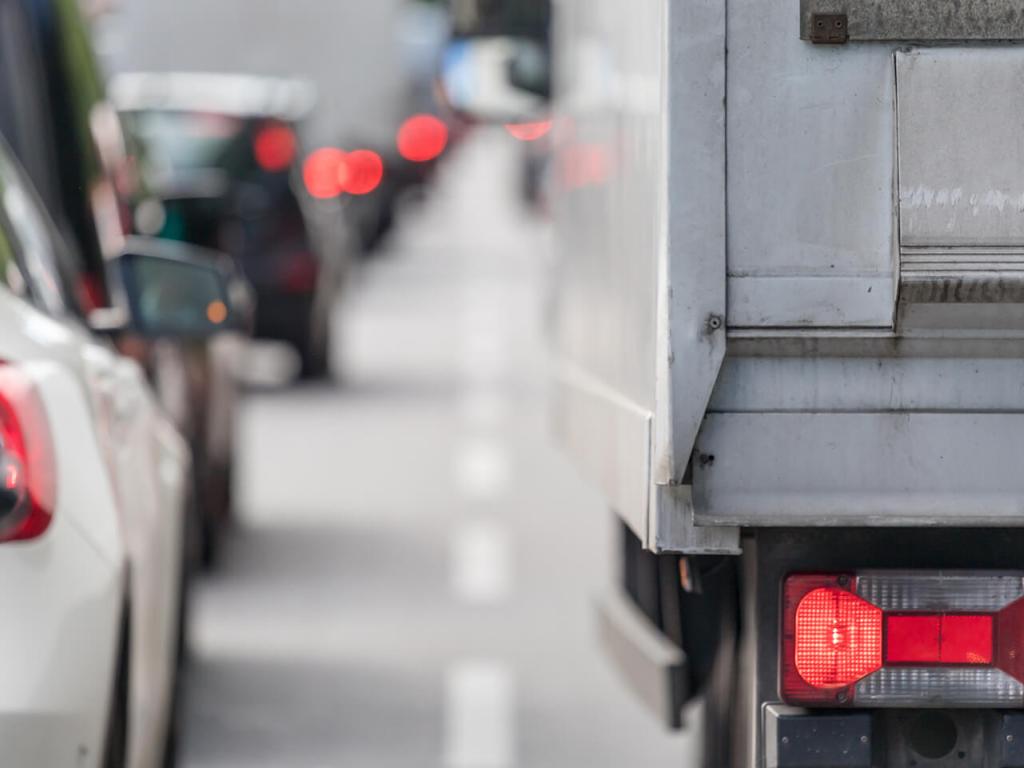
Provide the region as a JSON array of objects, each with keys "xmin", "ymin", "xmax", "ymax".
[{"xmin": 0, "ymin": 141, "xmax": 232, "ymax": 767}]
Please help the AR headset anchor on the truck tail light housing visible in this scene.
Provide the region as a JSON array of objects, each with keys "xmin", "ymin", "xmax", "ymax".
[
  {"xmin": 782, "ymin": 572, "xmax": 1024, "ymax": 707},
  {"xmin": 0, "ymin": 364, "xmax": 55, "ymax": 541}
]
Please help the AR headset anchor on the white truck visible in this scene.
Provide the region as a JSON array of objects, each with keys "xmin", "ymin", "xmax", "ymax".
[{"xmin": 445, "ymin": 1, "xmax": 1024, "ymax": 765}]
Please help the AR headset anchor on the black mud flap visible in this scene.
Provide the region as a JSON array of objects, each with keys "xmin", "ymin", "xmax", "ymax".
[{"xmin": 597, "ymin": 590, "xmax": 689, "ymax": 730}]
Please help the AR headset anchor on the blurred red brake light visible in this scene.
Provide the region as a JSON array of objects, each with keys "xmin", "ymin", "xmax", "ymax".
[
  {"xmin": 396, "ymin": 115, "xmax": 448, "ymax": 163},
  {"xmin": 0, "ymin": 364, "xmax": 55, "ymax": 542},
  {"xmin": 794, "ymin": 586, "xmax": 883, "ymax": 689},
  {"xmin": 254, "ymin": 122, "xmax": 297, "ymax": 172},
  {"xmin": 504, "ymin": 120, "xmax": 552, "ymax": 142},
  {"xmin": 340, "ymin": 150, "xmax": 384, "ymax": 196},
  {"xmin": 303, "ymin": 148, "xmax": 346, "ymax": 199}
]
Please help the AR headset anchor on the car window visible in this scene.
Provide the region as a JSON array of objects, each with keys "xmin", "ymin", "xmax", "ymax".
[
  {"xmin": 0, "ymin": 0, "xmax": 60, "ymax": 213},
  {"xmin": 30, "ymin": 0, "xmax": 128, "ymax": 312},
  {"xmin": 0, "ymin": 144, "xmax": 71, "ymax": 316},
  {"xmin": 125, "ymin": 110, "xmax": 248, "ymax": 173},
  {"xmin": 0, "ymin": 213, "xmax": 28, "ymax": 300}
]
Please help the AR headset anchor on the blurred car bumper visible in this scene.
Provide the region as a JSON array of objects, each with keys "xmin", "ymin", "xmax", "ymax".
[
  {"xmin": 253, "ymin": 290, "xmax": 314, "ymax": 343},
  {"xmin": 0, "ymin": 514, "xmax": 122, "ymax": 767}
]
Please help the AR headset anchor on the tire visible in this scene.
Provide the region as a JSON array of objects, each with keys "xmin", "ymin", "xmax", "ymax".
[
  {"xmin": 199, "ymin": 502, "xmax": 221, "ymax": 570},
  {"xmin": 164, "ymin": 487, "xmax": 192, "ymax": 768},
  {"xmin": 297, "ymin": 308, "xmax": 331, "ymax": 380},
  {"xmin": 176, "ymin": 487, "xmax": 196, "ymax": 665},
  {"xmin": 161, "ymin": 672, "xmax": 182, "ymax": 768},
  {"xmin": 188, "ymin": 442, "xmax": 221, "ymax": 571},
  {"xmin": 201, "ymin": 460, "xmax": 232, "ymax": 560},
  {"xmin": 102, "ymin": 605, "xmax": 130, "ymax": 768},
  {"xmin": 699, "ymin": 566, "xmax": 740, "ymax": 768},
  {"xmin": 162, "ymin": 729, "xmax": 178, "ymax": 768}
]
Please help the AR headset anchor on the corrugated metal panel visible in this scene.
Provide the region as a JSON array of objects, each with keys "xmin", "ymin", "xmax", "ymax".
[
  {"xmin": 896, "ymin": 49, "xmax": 1024, "ymax": 331},
  {"xmin": 898, "ymin": 49, "xmax": 1024, "ymax": 248}
]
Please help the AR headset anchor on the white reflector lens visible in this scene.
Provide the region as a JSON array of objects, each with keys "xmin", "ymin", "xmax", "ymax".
[
  {"xmin": 856, "ymin": 667, "xmax": 1024, "ymax": 707},
  {"xmin": 856, "ymin": 572, "xmax": 1024, "ymax": 613}
]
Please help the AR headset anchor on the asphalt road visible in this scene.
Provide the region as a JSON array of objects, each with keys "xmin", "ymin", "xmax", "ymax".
[{"xmin": 178, "ymin": 131, "xmax": 699, "ymax": 767}]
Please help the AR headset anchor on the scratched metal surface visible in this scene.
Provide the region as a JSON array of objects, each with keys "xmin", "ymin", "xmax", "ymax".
[
  {"xmin": 801, "ymin": 0, "xmax": 1024, "ymax": 40},
  {"xmin": 728, "ymin": 0, "xmax": 896, "ymax": 328},
  {"xmin": 898, "ymin": 49, "xmax": 1024, "ymax": 248}
]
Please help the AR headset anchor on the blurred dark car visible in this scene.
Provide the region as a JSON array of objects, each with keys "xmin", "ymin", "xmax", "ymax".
[
  {"xmin": 0, "ymin": 0, "xmax": 251, "ymax": 568},
  {"xmin": 112, "ymin": 72, "xmax": 351, "ymax": 379},
  {"xmin": 342, "ymin": 129, "xmax": 439, "ymax": 254}
]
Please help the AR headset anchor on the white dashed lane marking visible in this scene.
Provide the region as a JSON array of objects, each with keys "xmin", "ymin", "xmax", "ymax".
[{"xmin": 443, "ymin": 660, "xmax": 516, "ymax": 768}]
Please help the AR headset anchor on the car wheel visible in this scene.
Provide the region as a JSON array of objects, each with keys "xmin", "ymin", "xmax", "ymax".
[
  {"xmin": 177, "ymin": 484, "xmax": 196, "ymax": 665},
  {"xmin": 102, "ymin": 605, "xmax": 130, "ymax": 768},
  {"xmin": 161, "ymin": 675, "xmax": 182, "ymax": 768},
  {"xmin": 699, "ymin": 567, "xmax": 740, "ymax": 768},
  {"xmin": 298, "ymin": 308, "xmax": 331, "ymax": 380},
  {"xmin": 199, "ymin": 502, "xmax": 222, "ymax": 569},
  {"xmin": 186, "ymin": 442, "xmax": 221, "ymax": 571},
  {"xmin": 162, "ymin": 716, "xmax": 179, "ymax": 768}
]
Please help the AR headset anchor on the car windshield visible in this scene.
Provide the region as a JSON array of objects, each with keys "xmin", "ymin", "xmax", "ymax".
[{"xmin": 127, "ymin": 110, "xmax": 247, "ymax": 172}]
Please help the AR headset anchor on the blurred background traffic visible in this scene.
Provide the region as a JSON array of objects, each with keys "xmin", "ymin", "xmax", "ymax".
[{"xmin": 0, "ymin": 0, "xmax": 695, "ymax": 766}]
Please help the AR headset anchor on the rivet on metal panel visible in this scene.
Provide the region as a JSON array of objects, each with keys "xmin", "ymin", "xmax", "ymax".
[
  {"xmin": 810, "ymin": 13, "xmax": 848, "ymax": 44},
  {"xmin": 705, "ymin": 314, "xmax": 724, "ymax": 333}
]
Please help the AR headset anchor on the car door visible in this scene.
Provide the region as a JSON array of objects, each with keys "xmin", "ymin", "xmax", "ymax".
[{"xmin": 0, "ymin": 140, "xmax": 188, "ymax": 768}]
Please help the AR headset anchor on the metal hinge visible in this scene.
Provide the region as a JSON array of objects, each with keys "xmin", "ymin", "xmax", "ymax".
[{"xmin": 809, "ymin": 13, "xmax": 849, "ymax": 43}]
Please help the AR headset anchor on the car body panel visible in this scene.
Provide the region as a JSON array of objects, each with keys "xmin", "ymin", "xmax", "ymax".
[
  {"xmin": 0, "ymin": 139, "xmax": 189, "ymax": 766},
  {"xmin": 0, "ymin": 497, "xmax": 121, "ymax": 767}
]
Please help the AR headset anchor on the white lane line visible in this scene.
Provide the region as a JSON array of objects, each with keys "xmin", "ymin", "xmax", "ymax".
[
  {"xmin": 458, "ymin": 325, "xmax": 509, "ymax": 384},
  {"xmin": 457, "ymin": 282, "xmax": 509, "ymax": 384},
  {"xmin": 443, "ymin": 660, "xmax": 516, "ymax": 768},
  {"xmin": 457, "ymin": 389, "xmax": 510, "ymax": 430},
  {"xmin": 451, "ymin": 519, "xmax": 512, "ymax": 604},
  {"xmin": 452, "ymin": 438, "xmax": 510, "ymax": 500},
  {"xmin": 237, "ymin": 341, "xmax": 300, "ymax": 387}
]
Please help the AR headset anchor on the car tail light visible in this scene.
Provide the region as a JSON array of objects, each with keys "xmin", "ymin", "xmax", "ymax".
[
  {"xmin": 253, "ymin": 121, "xmax": 297, "ymax": 172},
  {"xmin": 504, "ymin": 120, "xmax": 552, "ymax": 142},
  {"xmin": 303, "ymin": 148, "xmax": 346, "ymax": 199},
  {"xmin": 396, "ymin": 115, "xmax": 448, "ymax": 163},
  {"xmin": 0, "ymin": 364, "xmax": 55, "ymax": 541},
  {"xmin": 782, "ymin": 572, "xmax": 1024, "ymax": 707},
  {"xmin": 280, "ymin": 252, "xmax": 318, "ymax": 294},
  {"xmin": 339, "ymin": 150, "xmax": 384, "ymax": 196}
]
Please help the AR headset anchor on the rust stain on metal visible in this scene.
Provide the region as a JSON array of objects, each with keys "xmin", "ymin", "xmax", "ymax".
[{"xmin": 901, "ymin": 274, "xmax": 1024, "ymax": 303}]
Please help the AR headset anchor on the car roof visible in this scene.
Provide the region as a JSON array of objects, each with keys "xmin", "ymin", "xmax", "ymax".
[{"xmin": 109, "ymin": 72, "xmax": 317, "ymax": 121}]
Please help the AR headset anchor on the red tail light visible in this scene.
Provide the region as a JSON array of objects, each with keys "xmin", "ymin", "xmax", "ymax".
[
  {"xmin": 280, "ymin": 252, "xmax": 318, "ymax": 294},
  {"xmin": 339, "ymin": 150, "xmax": 384, "ymax": 196},
  {"xmin": 885, "ymin": 613, "xmax": 993, "ymax": 665},
  {"xmin": 0, "ymin": 364, "xmax": 55, "ymax": 541},
  {"xmin": 782, "ymin": 572, "xmax": 1024, "ymax": 707},
  {"xmin": 253, "ymin": 122, "xmax": 297, "ymax": 172},
  {"xmin": 303, "ymin": 148, "xmax": 346, "ymax": 199},
  {"xmin": 396, "ymin": 115, "xmax": 448, "ymax": 163},
  {"xmin": 793, "ymin": 585, "xmax": 882, "ymax": 689},
  {"xmin": 504, "ymin": 120, "xmax": 552, "ymax": 142}
]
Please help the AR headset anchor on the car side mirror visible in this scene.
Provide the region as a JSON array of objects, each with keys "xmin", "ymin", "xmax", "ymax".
[
  {"xmin": 507, "ymin": 39, "xmax": 550, "ymax": 100},
  {"xmin": 97, "ymin": 237, "xmax": 236, "ymax": 339},
  {"xmin": 439, "ymin": 36, "xmax": 550, "ymax": 124}
]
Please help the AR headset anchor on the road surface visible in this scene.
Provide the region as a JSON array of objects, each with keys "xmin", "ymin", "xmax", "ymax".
[{"xmin": 179, "ymin": 130, "xmax": 699, "ymax": 767}]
